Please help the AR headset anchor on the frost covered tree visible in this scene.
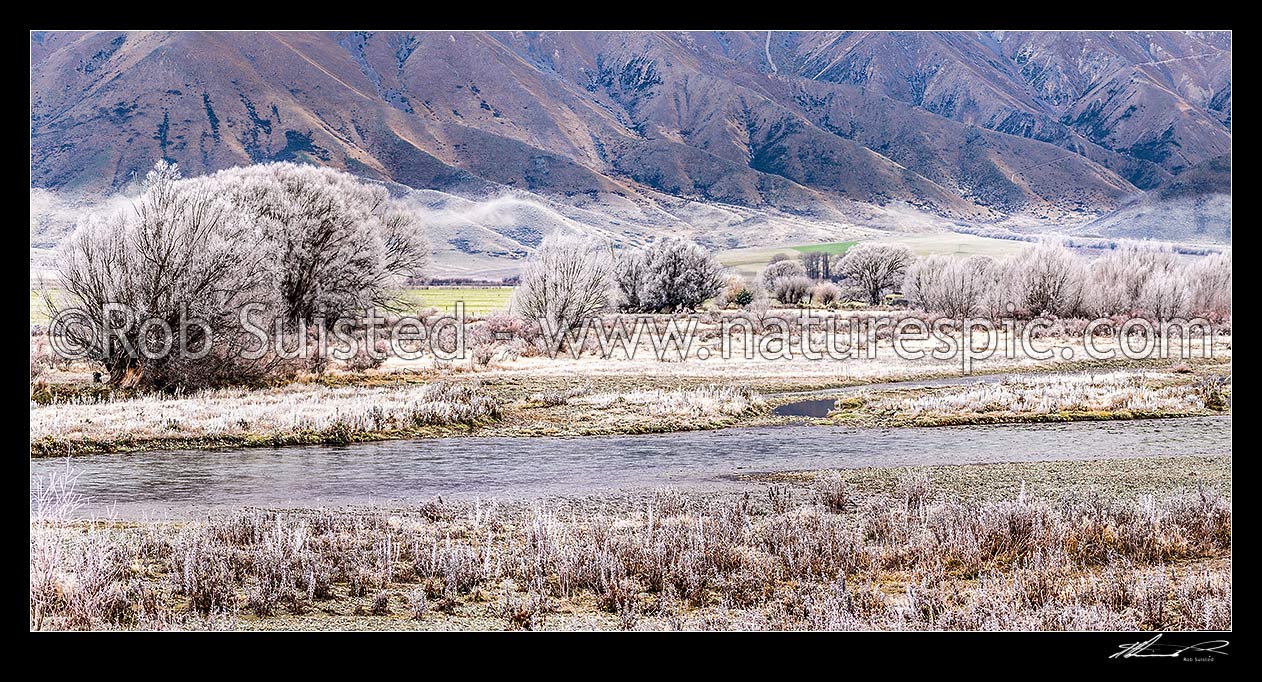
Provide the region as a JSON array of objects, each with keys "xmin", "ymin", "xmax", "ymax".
[
  {"xmin": 55, "ymin": 162, "xmax": 272, "ymax": 388},
  {"xmin": 1083, "ymin": 252, "xmax": 1136, "ymax": 317},
  {"xmin": 978, "ymin": 261, "xmax": 1020, "ymax": 320},
  {"xmin": 901, "ymin": 241, "xmax": 1226, "ymax": 322},
  {"xmin": 1186, "ymin": 252, "xmax": 1232, "ymax": 320},
  {"xmin": 772, "ymin": 275, "xmax": 814, "ymax": 305},
  {"xmin": 1008, "ymin": 241, "xmax": 1086, "ymax": 317},
  {"xmin": 208, "ymin": 162, "xmax": 428, "ymax": 327},
  {"xmin": 904, "ymin": 255, "xmax": 996, "ymax": 318},
  {"xmin": 942, "ymin": 256, "xmax": 996, "ymax": 318},
  {"xmin": 640, "ymin": 239, "xmax": 724, "ymax": 312},
  {"xmin": 511, "ymin": 232, "xmax": 612, "ymax": 333},
  {"xmin": 836, "ymin": 244, "xmax": 913, "ymax": 305},
  {"xmin": 1141, "ymin": 271, "xmax": 1191, "ymax": 321},
  {"xmin": 760, "ymin": 259, "xmax": 806, "ymax": 292},
  {"xmin": 1082, "ymin": 244, "xmax": 1181, "ymax": 317},
  {"xmin": 611, "ymin": 248, "xmax": 648, "ymax": 312},
  {"xmin": 53, "ymin": 161, "xmax": 429, "ymax": 389},
  {"xmin": 812, "ymin": 281, "xmax": 841, "ymax": 307},
  {"xmin": 612, "ymin": 239, "xmax": 724, "ymax": 312},
  {"xmin": 903, "ymin": 255, "xmax": 950, "ymax": 313}
]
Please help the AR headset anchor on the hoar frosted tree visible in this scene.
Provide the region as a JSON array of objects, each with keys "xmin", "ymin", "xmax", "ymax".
[
  {"xmin": 613, "ymin": 239, "xmax": 724, "ymax": 312},
  {"xmin": 1008, "ymin": 241, "xmax": 1085, "ymax": 317},
  {"xmin": 836, "ymin": 244, "xmax": 913, "ymax": 305},
  {"xmin": 900, "ymin": 240, "xmax": 1229, "ymax": 321},
  {"xmin": 53, "ymin": 161, "xmax": 428, "ymax": 389},
  {"xmin": 759, "ymin": 259, "xmax": 806, "ymax": 293},
  {"xmin": 904, "ymin": 255, "xmax": 997, "ymax": 318},
  {"xmin": 511, "ymin": 232, "xmax": 612, "ymax": 334}
]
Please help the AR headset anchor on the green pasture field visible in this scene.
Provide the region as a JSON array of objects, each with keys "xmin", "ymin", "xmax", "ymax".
[
  {"xmin": 790, "ymin": 241, "xmax": 857, "ymax": 255},
  {"xmin": 719, "ymin": 234, "xmax": 1029, "ymax": 279},
  {"xmin": 30, "ymin": 286, "xmax": 514, "ymax": 323},
  {"xmin": 30, "ymin": 289, "xmax": 62, "ymax": 323},
  {"xmin": 395, "ymin": 286, "xmax": 514, "ymax": 316},
  {"xmin": 717, "ymin": 241, "xmax": 857, "ymax": 278}
]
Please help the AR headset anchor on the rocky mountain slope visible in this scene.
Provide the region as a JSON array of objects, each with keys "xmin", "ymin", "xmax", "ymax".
[
  {"xmin": 30, "ymin": 30, "xmax": 1231, "ymax": 272},
  {"xmin": 1077, "ymin": 153, "xmax": 1231, "ymax": 243}
]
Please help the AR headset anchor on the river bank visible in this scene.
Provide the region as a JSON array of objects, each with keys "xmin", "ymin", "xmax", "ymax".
[
  {"xmin": 30, "ymin": 454, "xmax": 1231, "ymax": 631},
  {"xmin": 30, "ymin": 354, "xmax": 1230, "ymax": 457}
]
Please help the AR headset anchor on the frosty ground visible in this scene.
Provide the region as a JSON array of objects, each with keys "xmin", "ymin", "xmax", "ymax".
[
  {"xmin": 30, "ymin": 455, "xmax": 1230, "ymax": 631},
  {"xmin": 30, "ymin": 320, "xmax": 1232, "ymax": 456}
]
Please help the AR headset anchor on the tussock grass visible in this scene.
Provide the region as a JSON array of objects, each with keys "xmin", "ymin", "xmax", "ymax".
[
  {"xmin": 30, "ymin": 381, "xmax": 500, "ymax": 455},
  {"xmin": 31, "ymin": 469, "xmax": 1230, "ymax": 631},
  {"xmin": 575, "ymin": 386, "xmax": 766, "ymax": 418},
  {"xmin": 866, "ymin": 372, "xmax": 1214, "ymax": 419}
]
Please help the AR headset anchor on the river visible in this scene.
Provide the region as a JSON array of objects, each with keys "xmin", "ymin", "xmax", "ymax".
[{"xmin": 30, "ymin": 415, "xmax": 1232, "ymax": 519}]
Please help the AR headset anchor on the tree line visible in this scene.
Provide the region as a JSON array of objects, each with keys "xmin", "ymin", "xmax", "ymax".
[
  {"xmin": 48, "ymin": 160, "xmax": 1230, "ymax": 390},
  {"xmin": 512, "ymin": 235, "xmax": 1231, "ymax": 334}
]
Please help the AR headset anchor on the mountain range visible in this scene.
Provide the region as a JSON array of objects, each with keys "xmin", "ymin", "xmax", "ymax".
[{"xmin": 30, "ymin": 30, "xmax": 1231, "ymax": 274}]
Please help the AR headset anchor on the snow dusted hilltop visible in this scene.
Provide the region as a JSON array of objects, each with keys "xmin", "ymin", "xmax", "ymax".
[{"xmin": 31, "ymin": 31, "xmax": 1230, "ymax": 263}]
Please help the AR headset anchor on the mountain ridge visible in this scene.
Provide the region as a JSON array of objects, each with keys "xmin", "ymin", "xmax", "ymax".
[{"xmin": 30, "ymin": 30, "xmax": 1231, "ymax": 262}]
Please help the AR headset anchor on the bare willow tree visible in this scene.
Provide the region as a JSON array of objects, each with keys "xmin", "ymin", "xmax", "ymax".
[
  {"xmin": 1083, "ymin": 252, "xmax": 1135, "ymax": 318},
  {"xmin": 1141, "ymin": 271, "xmax": 1191, "ymax": 321},
  {"xmin": 903, "ymin": 255, "xmax": 950, "ymax": 313},
  {"xmin": 947, "ymin": 256, "xmax": 999, "ymax": 318},
  {"xmin": 1082, "ymin": 243, "xmax": 1232, "ymax": 320},
  {"xmin": 904, "ymin": 255, "xmax": 996, "ymax": 318},
  {"xmin": 53, "ymin": 161, "xmax": 429, "ymax": 390},
  {"xmin": 836, "ymin": 244, "xmax": 913, "ymax": 305},
  {"xmin": 812, "ymin": 281, "xmax": 841, "ymax": 306},
  {"xmin": 209, "ymin": 163, "xmax": 428, "ymax": 327},
  {"xmin": 799, "ymin": 251, "xmax": 831, "ymax": 280},
  {"xmin": 760, "ymin": 259, "xmax": 806, "ymax": 292},
  {"xmin": 611, "ymin": 247, "xmax": 648, "ymax": 312},
  {"xmin": 54, "ymin": 162, "xmax": 274, "ymax": 388},
  {"xmin": 614, "ymin": 239, "xmax": 724, "ymax": 312},
  {"xmin": 978, "ymin": 262, "xmax": 1020, "ymax": 320},
  {"xmin": 772, "ymin": 275, "xmax": 814, "ymax": 304},
  {"xmin": 898, "ymin": 240, "xmax": 1229, "ymax": 321},
  {"xmin": 1008, "ymin": 241, "xmax": 1086, "ymax": 317},
  {"xmin": 1083, "ymin": 244, "xmax": 1181, "ymax": 317},
  {"xmin": 1186, "ymin": 252, "xmax": 1232, "ymax": 320},
  {"xmin": 512, "ymin": 232, "xmax": 611, "ymax": 334}
]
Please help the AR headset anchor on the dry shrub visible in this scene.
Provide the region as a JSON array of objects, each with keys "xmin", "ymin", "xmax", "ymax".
[
  {"xmin": 32, "ymin": 472, "xmax": 1231, "ymax": 631},
  {"xmin": 815, "ymin": 473, "xmax": 853, "ymax": 513}
]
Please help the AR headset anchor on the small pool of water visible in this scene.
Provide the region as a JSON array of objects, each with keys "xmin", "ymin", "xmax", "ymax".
[{"xmin": 773, "ymin": 398, "xmax": 837, "ymax": 417}]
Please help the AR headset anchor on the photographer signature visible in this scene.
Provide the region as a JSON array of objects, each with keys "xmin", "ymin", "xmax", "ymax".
[{"xmin": 1111, "ymin": 634, "xmax": 1229, "ymax": 660}]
